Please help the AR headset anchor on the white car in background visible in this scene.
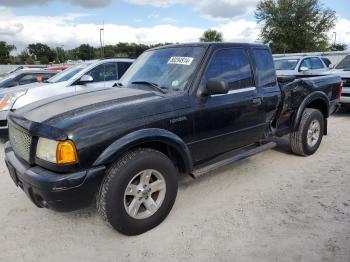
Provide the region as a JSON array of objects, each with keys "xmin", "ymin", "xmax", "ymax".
[
  {"xmin": 0, "ymin": 58, "xmax": 134, "ymax": 131},
  {"xmin": 274, "ymin": 56, "xmax": 330, "ymax": 77},
  {"xmin": 328, "ymin": 55, "xmax": 350, "ymax": 105}
]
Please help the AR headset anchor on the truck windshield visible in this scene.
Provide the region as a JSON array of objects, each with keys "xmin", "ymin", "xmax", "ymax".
[
  {"xmin": 46, "ymin": 63, "xmax": 91, "ymax": 83},
  {"xmin": 120, "ymin": 46, "xmax": 205, "ymax": 93},
  {"xmin": 274, "ymin": 59, "xmax": 299, "ymax": 70},
  {"xmin": 335, "ymin": 55, "xmax": 350, "ymax": 70}
]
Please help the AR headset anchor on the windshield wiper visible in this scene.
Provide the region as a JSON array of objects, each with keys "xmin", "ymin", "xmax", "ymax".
[{"xmin": 131, "ymin": 81, "xmax": 167, "ymax": 94}]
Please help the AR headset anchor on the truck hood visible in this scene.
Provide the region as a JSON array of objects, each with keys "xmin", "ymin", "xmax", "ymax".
[
  {"xmin": 12, "ymin": 80, "xmax": 71, "ymax": 109},
  {"xmin": 14, "ymin": 87, "xmax": 160, "ymax": 126}
]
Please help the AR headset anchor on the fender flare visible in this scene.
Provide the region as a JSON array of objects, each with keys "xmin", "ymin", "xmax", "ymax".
[
  {"xmin": 93, "ymin": 128, "xmax": 193, "ymax": 173},
  {"xmin": 292, "ymin": 91, "xmax": 330, "ymax": 132}
]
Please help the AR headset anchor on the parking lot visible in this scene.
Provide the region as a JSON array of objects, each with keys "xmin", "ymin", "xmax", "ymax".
[{"xmin": 0, "ymin": 109, "xmax": 349, "ymax": 262}]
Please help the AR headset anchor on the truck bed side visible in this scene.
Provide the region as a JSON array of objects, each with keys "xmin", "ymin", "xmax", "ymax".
[{"xmin": 274, "ymin": 75, "xmax": 341, "ymax": 136}]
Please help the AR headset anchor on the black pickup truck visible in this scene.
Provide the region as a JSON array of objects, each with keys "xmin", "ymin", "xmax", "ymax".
[{"xmin": 4, "ymin": 43, "xmax": 341, "ymax": 235}]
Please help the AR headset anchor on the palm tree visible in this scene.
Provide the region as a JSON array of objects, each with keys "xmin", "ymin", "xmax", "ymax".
[{"xmin": 200, "ymin": 29, "xmax": 223, "ymax": 42}]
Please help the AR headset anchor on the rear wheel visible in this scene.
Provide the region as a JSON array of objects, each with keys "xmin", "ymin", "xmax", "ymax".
[
  {"xmin": 97, "ymin": 148, "xmax": 178, "ymax": 235},
  {"xmin": 290, "ymin": 108, "xmax": 324, "ymax": 156}
]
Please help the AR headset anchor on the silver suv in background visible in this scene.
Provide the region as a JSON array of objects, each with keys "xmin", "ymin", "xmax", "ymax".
[
  {"xmin": 274, "ymin": 56, "xmax": 330, "ymax": 77},
  {"xmin": 329, "ymin": 55, "xmax": 350, "ymax": 105},
  {"xmin": 0, "ymin": 58, "xmax": 134, "ymax": 132}
]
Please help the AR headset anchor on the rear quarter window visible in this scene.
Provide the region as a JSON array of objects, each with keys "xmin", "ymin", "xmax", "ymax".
[{"xmin": 252, "ymin": 49, "xmax": 277, "ymax": 88}]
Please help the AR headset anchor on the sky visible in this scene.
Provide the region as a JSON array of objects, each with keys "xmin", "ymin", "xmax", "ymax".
[{"xmin": 0, "ymin": 0, "xmax": 349, "ymax": 51}]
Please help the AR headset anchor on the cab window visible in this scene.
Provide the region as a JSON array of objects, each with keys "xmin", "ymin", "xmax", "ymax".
[
  {"xmin": 88, "ymin": 63, "xmax": 118, "ymax": 82},
  {"xmin": 18, "ymin": 74, "xmax": 38, "ymax": 85},
  {"xmin": 300, "ymin": 58, "xmax": 324, "ymax": 70},
  {"xmin": 205, "ymin": 48, "xmax": 254, "ymax": 90}
]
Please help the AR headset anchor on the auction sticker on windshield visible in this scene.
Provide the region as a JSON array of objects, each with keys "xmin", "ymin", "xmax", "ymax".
[{"xmin": 168, "ymin": 57, "xmax": 194, "ymax": 65}]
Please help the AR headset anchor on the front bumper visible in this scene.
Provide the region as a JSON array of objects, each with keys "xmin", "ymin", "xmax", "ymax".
[{"xmin": 4, "ymin": 142, "xmax": 106, "ymax": 212}]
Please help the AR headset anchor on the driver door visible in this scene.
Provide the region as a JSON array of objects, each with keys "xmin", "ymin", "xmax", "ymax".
[{"xmin": 190, "ymin": 48, "xmax": 267, "ymax": 163}]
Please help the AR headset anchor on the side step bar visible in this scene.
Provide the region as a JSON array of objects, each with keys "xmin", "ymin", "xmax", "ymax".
[{"xmin": 191, "ymin": 142, "xmax": 277, "ymax": 178}]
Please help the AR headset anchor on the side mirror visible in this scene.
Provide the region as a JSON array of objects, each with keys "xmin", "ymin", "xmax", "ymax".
[
  {"xmin": 329, "ymin": 64, "xmax": 334, "ymax": 69},
  {"xmin": 203, "ymin": 79, "xmax": 229, "ymax": 96},
  {"xmin": 299, "ymin": 66, "xmax": 309, "ymax": 72},
  {"xmin": 79, "ymin": 75, "xmax": 94, "ymax": 84}
]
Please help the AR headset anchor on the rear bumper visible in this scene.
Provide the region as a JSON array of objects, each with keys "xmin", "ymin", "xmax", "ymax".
[
  {"xmin": 4, "ymin": 142, "xmax": 106, "ymax": 212},
  {"xmin": 340, "ymin": 87, "xmax": 350, "ymax": 104}
]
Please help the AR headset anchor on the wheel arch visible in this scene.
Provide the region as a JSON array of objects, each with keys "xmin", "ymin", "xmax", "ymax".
[
  {"xmin": 93, "ymin": 128, "xmax": 193, "ymax": 174},
  {"xmin": 292, "ymin": 91, "xmax": 329, "ymax": 133}
]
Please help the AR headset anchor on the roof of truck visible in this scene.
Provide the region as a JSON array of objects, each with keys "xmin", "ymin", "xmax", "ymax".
[{"xmin": 149, "ymin": 42, "xmax": 269, "ymax": 51}]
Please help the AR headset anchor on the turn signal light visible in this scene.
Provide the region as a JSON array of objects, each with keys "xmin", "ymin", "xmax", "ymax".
[{"xmin": 56, "ymin": 141, "xmax": 78, "ymax": 164}]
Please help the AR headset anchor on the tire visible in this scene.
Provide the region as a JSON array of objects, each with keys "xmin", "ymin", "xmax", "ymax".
[
  {"xmin": 97, "ymin": 148, "xmax": 178, "ymax": 235},
  {"xmin": 290, "ymin": 108, "xmax": 324, "ymax": 156}
]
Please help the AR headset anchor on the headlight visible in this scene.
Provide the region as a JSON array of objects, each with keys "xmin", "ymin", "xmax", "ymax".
[
  {"xmin": 0, "ymin": 91, "xmax": 26, "ymax": 111},
  {"xmin": 36, "ymin": 137, "xmax": 78, "ymax": 164}
]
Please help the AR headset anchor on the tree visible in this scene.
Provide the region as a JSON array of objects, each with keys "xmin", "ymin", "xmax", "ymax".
[
  {"xmin": 200, "ymin": 29, "xmax": 223, "ymax": 42},
  {"xmin": 0, "ymin": 41, "xmax": 16, "ymax": 64},
  {"xmin": 330, "ymin": 43, "xmax": 347, "ymax": 51},
  {"xmin": 54, "ymin": 47, "xmax": 66, "ymax": 63},
  {"xmin": 17, "ymin": 49, "xmax": 35, "ymax": 64},
  {"xmin": 103, "ymin": 45, "xmax": 116, "ymax": 58},
  {"xmin": 27, "ymin": 43, "xmax": 55, "ymax": 64},
  {"xmin": 77, "ymin": 44, "xmax": 95, "ymax": 60},
  {"xmin": 255, "ymin": 0, "xmax": 337, "ymax": 53}
]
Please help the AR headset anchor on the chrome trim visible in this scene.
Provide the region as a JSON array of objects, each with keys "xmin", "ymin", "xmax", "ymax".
[{"xmin": 212, "ymin": 87, "xmax": 256, "ymax": 97}]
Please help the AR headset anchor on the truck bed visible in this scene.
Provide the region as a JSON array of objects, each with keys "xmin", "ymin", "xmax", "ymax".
[{"xmin": 275, "ymin": 75, "xmax": 341, "ymax": 136}]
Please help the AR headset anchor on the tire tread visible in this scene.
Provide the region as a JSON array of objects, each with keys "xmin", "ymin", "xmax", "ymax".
[{"xmin": 290, "ymin": 108, "xmax": 322, "ymax": 156}]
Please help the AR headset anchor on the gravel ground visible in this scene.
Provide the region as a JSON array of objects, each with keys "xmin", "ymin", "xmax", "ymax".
[{"xmin": 0, "ymin": 109, "xmax": 349, "ymax": 262}]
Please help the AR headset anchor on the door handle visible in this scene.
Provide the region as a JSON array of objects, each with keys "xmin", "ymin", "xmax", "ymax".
[{"xmin": 252, "ymin": 97, "xmax": 262, "ymax": 105}]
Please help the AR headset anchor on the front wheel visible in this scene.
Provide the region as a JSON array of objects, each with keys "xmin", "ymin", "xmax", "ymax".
[
  {"xmin": 97, "ymin": 148, "xmax": 178, "ymax": 235},
  {"xmin": 290, "ymin": 108, "xmax": 324, "ymax": 156}
]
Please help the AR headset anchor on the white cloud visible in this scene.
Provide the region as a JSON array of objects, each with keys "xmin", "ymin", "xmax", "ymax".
[
  {"xmin": 1, "ymin": 7, "xmax": 349, "ymax": 52},
  {"xmin": 334, "ymin": 18, "xmax": 350, "ymax": 46},
  {"xmin": 0, "ymin": 0, "xmax": 112, "ymax": 8},
  {"xmin": 126, "ymin": 0, "xmax": 177, "ymax": 7},
  {"xmin": 147, "ymin": 13, "xmax": 160, "ymax": 19},
  {"xmin": 214, "ymin": 19, "xmax": 260, "ymax": 42},
  {"xmin": 162, "ymin": 17, "xmax": 176, "ymax": 23},
  {"xmin": 127, "ymin": 0, "xmax": 259, "ymax": 19},
  {"xmin": 0, "ymin": 7, "xmax": 263, "ymax": 50},
  {"xmin": 0, "ymin": 0, "xmax": 259, "ymax": 19}
]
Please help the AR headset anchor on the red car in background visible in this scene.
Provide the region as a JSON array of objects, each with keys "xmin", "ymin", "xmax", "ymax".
[{"xmin": 45, "ymin": 65, "xmax": 69, "ymax": 71}]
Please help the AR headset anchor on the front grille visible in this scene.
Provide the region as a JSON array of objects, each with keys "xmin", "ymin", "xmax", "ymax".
[
  {"xmin": 8, "ymin": 124, "xmax": 32, "ymax": 163},
  {"xmin": 0, "ymin": 120, "xmax": 7, "ymax": 127}
]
